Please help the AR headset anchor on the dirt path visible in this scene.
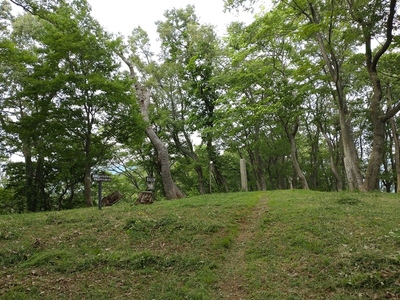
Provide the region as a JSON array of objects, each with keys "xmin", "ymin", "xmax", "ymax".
[{"xmin": 217, "ymin": 196, "xmax": 269, "ymax": 299}]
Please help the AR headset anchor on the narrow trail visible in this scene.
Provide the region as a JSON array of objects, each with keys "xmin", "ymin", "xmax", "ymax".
[{"xmin": 217, "ymin": 196, "xmax": 269, "ymax": 299}]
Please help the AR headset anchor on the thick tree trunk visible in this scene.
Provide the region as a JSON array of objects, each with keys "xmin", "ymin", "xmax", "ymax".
[
  {"xmin": 146, "ymin": 125, "xmax": 185, "ymax": 199},
  {"xmin": 363, "ymin": 107, "xmax": 385, "ymax": 191},
  {"xmin": 363, "ymin": 56, "xmax": 386, "ymax": 191},
  {"xmin": 142, "ymin": 115, "xmax": 184, "ymax": 199},
  {"xmin": 362, "ymin": 68, "xmax": 397, "ymax": 190},
  {"xmin": 390, "ymin": 119, "xmax": 400, "ymax": 193},
  {"xmin": 338, "ymin": 107, "xmax": 366, "ymax": 191},
  {"xmin": 350, "ymin": 0, "xmax": 398, "ymax": 191}
]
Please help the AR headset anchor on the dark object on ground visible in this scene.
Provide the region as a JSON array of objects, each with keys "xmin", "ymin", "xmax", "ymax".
[
  {"xmin": 136, "ymin": 191, "xmax": 154, "ymax": 204},
  {"xmin": 102, "ymin": 191, "xmax": 123, "ymax": 206}
]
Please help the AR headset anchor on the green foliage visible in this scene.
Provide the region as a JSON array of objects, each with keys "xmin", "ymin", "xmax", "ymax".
[
  {"xmin": 1, "ymin": 1, "xmax": 144, "ymax": 211},
  {"xmin": 223, "ymin": 0, "xmax": 256, "ymax": 12},
  {"xmin": 2, "ymin": 0, "xmax": 400, "ymax": 212}
]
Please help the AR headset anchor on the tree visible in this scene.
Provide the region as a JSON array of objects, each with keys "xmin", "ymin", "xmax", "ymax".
[
  {"xmin": 347, "ymin": 0, "xmax": 400, "ymax": 190},
  {"xmin": 2, "ymin": 0, "xmax": 143, "ymax": 210},
  {"xmin": 116, "ymin": 28, "xmax": 185, "ymax": 199},
  {"xmin": 284, "ymin": 0, "xmax": 366, "ymax": 191},
  {"xmin": 380, "ymin": 53, "xmax": 400, "ymax": 192},
  {"xmin": 156, "ymin": 6, "xmax": 229, "ymax": 192},
  {"xmin": 0, "ymin": 12, "xmax": 53, "ymax": 211},
  {"xmin": 226, "ymin": 0, "xmax": 400, "ymax": 191},
  {"xmin": 219, "ymin": 11, "xmax": 313, "ymax": 190}
]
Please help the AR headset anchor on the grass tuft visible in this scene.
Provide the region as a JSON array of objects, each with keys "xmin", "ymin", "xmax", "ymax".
[{"xmin": 337, "ymin": 196, "xmax": 362, "ymax": 205}]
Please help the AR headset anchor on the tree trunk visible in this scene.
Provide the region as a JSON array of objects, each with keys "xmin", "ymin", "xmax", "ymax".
[
  {"xmin": 320, "ymin": 127, "xmax": 343, "ymax": 191},
  {"xmin": 385, "ymin": 83, "xmax": 400, "ymax": 193},
  {"xmin": 246, "ymin": 97, "xmax": 267, "ymax": 191},
  {"xmin": 289, "ymin": 138, "xmax": 309, "ymax": 190},
  {"xmin": 83, "ymin": 122, "xmax": 93, "ymax": 206},
  {"xmin": 144, "ymin": 123, "xmax": 184, "ymax": 199},
  {"xmin": 194, "ymin": 165, "xmax": 206, "ymax": 194},
  {"xmin": 35, "ymin": 153, "xmax": 49, "ymax": 210},
  {"xmin": 84, "ymin": 162, "xmax": 93, "ymax": 206},
  {"xmin": 362, "ymin": 45, "xmax": 387, "ymax": 191},
  {"xmin": 362, "ymin": 66, "xmax": 394, "ymax": 191},
  {"xmin": 248, "ymin": 149, "xmax": 267, "ymax": 191},
  {"xmin": 24, "ymin": 148, "xmax": 36, "ymax": 212},
  {"xmin": 390, "ymin": 119, "xmax": 400, "ymax": 193},
  {"xmin": 171, "ymin": 129, "xmax": 205, "ymax": 194},
  {"xmin": 349, "ymin": 0, "xmax": 398, "ymax": 191},
  {"xmin": 308, "ymin": 129, "xmax": 319, "ymax": 189},
  {"xmin": 363, "ymin": 105, "xmax": 385, "ymax": 191},
  {"xmin": 284, "ymin": 120, "xmax": 309, "ymax": 190},
  {"xmin": 136, "ymin": 86, "xmax": 184, "ymax": 199},
  {"xmin": 305, "ymin": 2, "xmax": 365, "ymax": 191},
  {"xmin": 248, "ymin": 150, "xmax": 260, "ymax": 190},
  {"xmin": 119, "ymin": 54, "xmax": 184, "ymax": 199},
  {"xmin": 254, "ymin": 149, "xmax": 267, "ymax": 191},
  {"xmin": 207, "ymin": 138, "xmax": 229, "ymax": 192}
]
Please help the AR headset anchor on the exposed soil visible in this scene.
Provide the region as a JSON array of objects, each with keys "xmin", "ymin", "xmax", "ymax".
[{"xmin": 217, "ymin": 196, "xmax": 269, "ymax": 299}]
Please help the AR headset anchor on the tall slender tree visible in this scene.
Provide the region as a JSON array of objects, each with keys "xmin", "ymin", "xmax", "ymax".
[{"xmin": 117, "ymin": 28, "xmax": 185, "ymax": 199}]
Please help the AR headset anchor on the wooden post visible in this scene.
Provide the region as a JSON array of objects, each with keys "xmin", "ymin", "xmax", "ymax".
[
  {"xmin": 240, "ymin": 159, "xmax": 248, "ymax": 191},
  {"xmin": 209, "ymin": 161, "xmax": 213, "ymax": 194},
  {"xmin": 98, "ymin": 181, "xmax": 102, "ymax": 210},
  {"xmin": 93, "ymin": 174, "xmax": 111, "ymax": 210}
]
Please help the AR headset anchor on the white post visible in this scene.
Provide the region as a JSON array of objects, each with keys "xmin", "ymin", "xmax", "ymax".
[
  {"xmin": 209, "ymin": 161, "xmax": 213, "ymax": 193},
  {"xmin": 240, "ymin": 159, "xmax": 248, "ymax": 191}
]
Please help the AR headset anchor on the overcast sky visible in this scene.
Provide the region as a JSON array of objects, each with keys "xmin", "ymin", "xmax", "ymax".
[{"xmin": 87, "ymin": 0, "xmax": 256, "ymax": 43}]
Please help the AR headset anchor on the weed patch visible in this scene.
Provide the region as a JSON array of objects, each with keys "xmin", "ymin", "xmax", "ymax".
[
  {"xmin": 0, "ymin": 246, "xmax": 33, "ymax": 267},
  {"xmin": 21, "ymin": 250, "xmax": 74, "ymax": 272},
  {"xmin": 337, "ymin": 196, "xmax": 362, "ymax": 205}
]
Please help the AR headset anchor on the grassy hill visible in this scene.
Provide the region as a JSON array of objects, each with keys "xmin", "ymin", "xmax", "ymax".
[{"xmin": 1, "ymin": 190, "xmax": 400, "ymax": 299}]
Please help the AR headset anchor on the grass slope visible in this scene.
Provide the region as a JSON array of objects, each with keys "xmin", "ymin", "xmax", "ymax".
[{"xmin": 1, "ymin": 191, "xmax": 400, "ymax": 299}]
